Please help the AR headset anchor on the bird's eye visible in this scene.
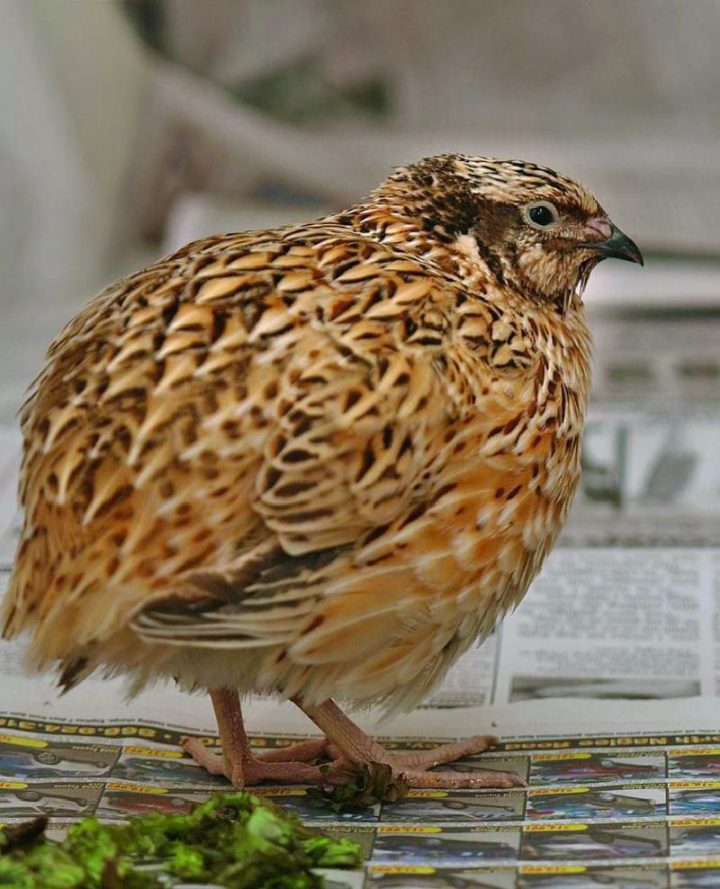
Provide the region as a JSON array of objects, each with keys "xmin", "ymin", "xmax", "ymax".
[{"xmin": 524, "ymin": 201, "xmax": 559, "ymax": 229}]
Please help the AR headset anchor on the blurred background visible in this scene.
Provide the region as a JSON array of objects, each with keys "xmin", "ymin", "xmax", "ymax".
[{"xmin": 0, "ymin": 0, "xmax": 719, "ymax": 543}]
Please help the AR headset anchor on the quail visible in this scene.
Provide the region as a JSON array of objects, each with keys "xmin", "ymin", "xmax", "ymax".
[{"xmin": 2, "ymin": 154, "xmax": 642, "ymax": 789}]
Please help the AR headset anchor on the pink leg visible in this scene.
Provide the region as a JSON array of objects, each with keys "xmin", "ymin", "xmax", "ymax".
[
  {"xmin": 183, "ymin": 689, "xmax": 328, "ymax": 787},
  {"xmin": 297, "ymin": 699, "xmax": 524, "ymax": 789},
  {"xmin": 391, "ymin": 735, "xmax": 499, "ymax": 770},
  {"xmin": 255, "ymin": 738, "xmax": 330, "ymax": 763}
]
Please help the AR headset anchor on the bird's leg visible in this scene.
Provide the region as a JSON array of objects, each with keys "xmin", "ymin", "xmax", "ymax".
[
  {"xmin": 296, "ymin": 698, "xmax": 524, "ymax": 789},
  {"xmin": 182, "ymin": 688, "xmax": 329, "ymax": 787},
  {"xmin": 184, "ymin": 692, "xmax": 523, "ymax": 789}
]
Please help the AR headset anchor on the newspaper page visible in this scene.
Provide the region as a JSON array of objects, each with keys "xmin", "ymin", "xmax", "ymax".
[
  {"xmin": 1, "ymin": 396, "xmax": 720, "ymax": 887},
  {"xmin": 2, "ymin": 677, "xmax": 720, "ymax": 887}
]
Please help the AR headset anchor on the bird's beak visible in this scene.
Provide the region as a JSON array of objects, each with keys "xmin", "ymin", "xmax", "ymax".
[{"xmin": 578, "ymin": 220, "xmax": 644, "ymax": 266}]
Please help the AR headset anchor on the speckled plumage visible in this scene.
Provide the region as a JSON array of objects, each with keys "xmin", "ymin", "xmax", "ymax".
[{"xmin": 3, "ymin": 155, "xmax": 637, "ymax": 724}]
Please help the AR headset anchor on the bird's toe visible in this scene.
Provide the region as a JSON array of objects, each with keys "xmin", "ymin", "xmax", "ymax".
[{"xmin": 399, "ymin": 767, "xmax": 525, "ymax": 790}]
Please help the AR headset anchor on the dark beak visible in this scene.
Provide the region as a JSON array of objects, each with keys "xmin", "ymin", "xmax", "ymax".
[{"xmin": 579, "ymin": 224, "xmax": 644, "ymax": 266}]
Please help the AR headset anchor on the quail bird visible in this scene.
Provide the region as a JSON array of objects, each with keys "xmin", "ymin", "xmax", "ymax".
[{"xmin": 2, "ymin": 155, "xmax": 642, "ymax": 789}]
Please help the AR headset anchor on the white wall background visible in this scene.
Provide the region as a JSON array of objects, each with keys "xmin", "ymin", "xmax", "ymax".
[{"xmin": 0, "ymin": 0, "xmax": 718, "ymax": 417}]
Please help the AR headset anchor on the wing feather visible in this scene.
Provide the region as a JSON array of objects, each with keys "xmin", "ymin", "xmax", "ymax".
[{"xmin": 3, "ymin": 224, "xmax": 459, "ymax": 661}]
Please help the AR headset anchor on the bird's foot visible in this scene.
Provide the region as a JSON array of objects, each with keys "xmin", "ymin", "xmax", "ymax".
[
  {"xmin": 182, "ymin": 734, "xmax": 522, "ymax": 790},
  {"xmin": 384, "ymin": 734, "xmax": 524, "ymax": 788},
  {"xmin": 182, "ymin": 736, "xmax": 330, "ymax": 787},
  {"xmin": 377, "ymin": 762, "xmax": 524, "ymax": 789},
  {"xmin": 389, "ymin": 734, "xmax": 499, "ymax": 770},
  {"xmin": 297, "ymin": 700, "xmax": 526, "ymax": 790},
  {"xmin": 322, "ymin": 747, "xmax": 525, "ymax": 790},
  {"xmin": 251, "ymin": 737, "xmax": 332, "ymax": 764}
]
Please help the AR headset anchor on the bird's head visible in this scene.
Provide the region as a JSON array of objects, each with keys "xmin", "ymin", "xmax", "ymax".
[{"xmin": 378, "ymin": 154, "xmax": 643, "ymax": 310}]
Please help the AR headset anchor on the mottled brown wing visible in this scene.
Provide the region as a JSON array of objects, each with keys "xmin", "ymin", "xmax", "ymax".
[
  {"xmin": 253, "ymin": 335, "xmax": 448, "ymax": 553},
  {"xmin": 131, "ymin": 336, "xmax": 451, "ymax": 645},
  {"xmin": 2, "ymin": 227, "xmax": 454, "ymax": 661}
]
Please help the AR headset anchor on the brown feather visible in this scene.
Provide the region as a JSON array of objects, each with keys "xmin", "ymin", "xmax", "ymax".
[{"xmin": 2, "ymin": 154, "xmax": 600, "ymax": 712}]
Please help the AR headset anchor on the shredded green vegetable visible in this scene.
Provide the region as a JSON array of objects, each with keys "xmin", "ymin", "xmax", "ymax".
[{"xmin": 0, "ymin": 792, "xmax": 363, "ymax": 888}]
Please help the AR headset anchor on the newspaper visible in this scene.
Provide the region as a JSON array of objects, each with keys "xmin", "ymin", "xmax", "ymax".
[
  {"xmin": 1, "ymin": 407, "xmax": 720, "ymax": 887},
  {"xmin": 3, "ymin": 685, "xmax": 720, "ymax": 887}
]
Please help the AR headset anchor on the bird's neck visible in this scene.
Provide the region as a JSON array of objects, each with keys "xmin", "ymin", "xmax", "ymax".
[{"xmin": 332, "ymin": 191, "xmax": 478, "ymax": 286}]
